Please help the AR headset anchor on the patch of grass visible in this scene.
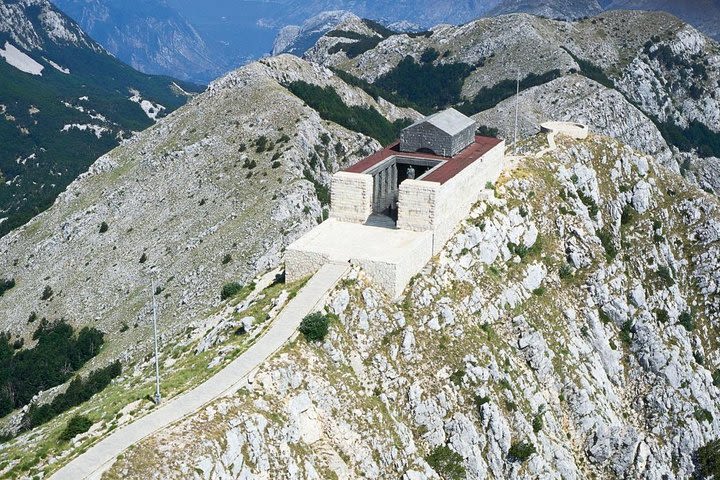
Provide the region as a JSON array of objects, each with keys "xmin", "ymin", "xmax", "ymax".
[
  {"xmin": 694, "ymin": 408, "xmax": 714, "ymax": 423},
  {"xmin": 657, "ymin": 266, "xmax": 675, "ymax": 286},
  {"xmin": 425, "ymin": 445, "xmax": 466, "ymax": 480}
]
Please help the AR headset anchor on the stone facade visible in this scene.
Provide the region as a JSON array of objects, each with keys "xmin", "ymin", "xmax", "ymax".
[
  {"xmin": 400, "ymin": 108, "xmax": 477, "ymax": 157},
  {"xmin": 329, "ymin": 172, "xmax": 373, "ymax": 223},
  {"xmin": 397, "ymin": 141, "xmax": 506, "ymax": 253}
]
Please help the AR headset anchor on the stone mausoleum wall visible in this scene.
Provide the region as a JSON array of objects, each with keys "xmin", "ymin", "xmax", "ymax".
[
  {"xmin": 329, "ymin": 172, "xmax": 373, "ymax": 223},
  {"xmin": 400, "ymin": 122, "xmax": 476, "ymax": 157},
  {"xmin": 397, "ymin": 140, "xmax": 506, "ymax": 253}
]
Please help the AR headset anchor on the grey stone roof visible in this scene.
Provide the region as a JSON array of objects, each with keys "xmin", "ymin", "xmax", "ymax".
[{"xmin": 407, "ymin": 108, "xmax": 476, "ymax": 136}]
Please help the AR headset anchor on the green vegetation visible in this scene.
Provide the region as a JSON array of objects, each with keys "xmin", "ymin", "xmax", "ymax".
[
  {"xmin": 620, "ymin": 320, "xmax": 633, "ymax": 346},
  {"xmin": 653, "ymin": 119, "xmax": 720, "ymax": 159},
  {"xmin": 326, "ymin": 20, "xmax": 396, "ymax": 59},
  {"xmin": 713, "ymin": 369, "xmax": 720, "ymax": 388},
  {"xmin": 696, "ymin": 439, "xmax": 720, "ymax": 479},
  {"xmin": 425, "ymin": 445, "xmax": 466, "ymax": 480},
  {"xmin": 59, "ymin": 415, "xmax": 93, "ymax": 442},
  {"xmin": 657, "ymin": 266, "xmax": 675, "ymax": 286},
  {"xmin": 99, "ymin": 221, "xmax": 109, "ymax": 233},
  {"xmin": 678, "ymin": 311, "xmax": 695, "ymax": 332},
  {"xmin": 508, "ymin": 441, "xmax": 537, "ymax": 462},
  {"xmin": 374, "ymin": 56, "xmax": 475, "ymax": 114},
  {"xmin": 561, "ymin": 47, "xmax": 615, "ymax": 89},
  {"xmin": 0, "ymin": 37, "xmax": 200, "ymax": 237},
  {"xmin": 655, "ymin": 308, "xmax": 669, "ymax": 323},
  {"xmin": 532, "ymin": 408, "xmax": 545, "ymax": 433},
  {"xmin": 597, "ymin": 229, "xmax": 617, "ymax": 261},
  {"xmin": 621, "ymin": 205, "xmax": 636, "ymax": 225},
  {"xmin": 220, "ymin": 282, "xmax": 244, "ymax": 301},
  {"xmin": 23, "ymin": 361, "xmax": 121, "ymax": 431},
  {"xmin": 299, "ymin": 312, "xmax": 330, "ymax": 342},
  {"xmin": 475, "ymin": 395, "xmax": 490, "ymax": 419},
  {"xmin": 0, "ymin": 320, "xmax": 105, "ymax": 417},
  {"xmin": 449, "ymin": 368, "xmax": 465, "ymax": 386},
  {"xmin": 457, "ymin": 70, "xmax": 563, "ymax": 116},
  {"xmin": 41, "ymin": 285, "xmax": 54, "ymax": 301},
  {"xmin": 303, "ymin": 168, "xmax": 330, "ymax": 206},
  {"xmin": 694, "ymin": 408, "xmax": 714, "ymax": 423},
  {"xmin": 0, "ymin": 278, "xmax": 15, "ymax": 296},
  {"xmin": 286, "ymin": 81, "xmax": 409, "ymax": 146}
]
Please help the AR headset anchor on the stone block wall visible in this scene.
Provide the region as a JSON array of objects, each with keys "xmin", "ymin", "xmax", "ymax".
[
  {"xmin": 284, "ymin": 248, "xmax": 331, "ymax": 284},
  {"xmin": 401, "ymin": 123, "xmax": 452, "ymax": 157},
  {"xmin": 396, "ymin": 180, "xmax": 439, "ymax": 233},
  {"xmin": 433, "ymin": 141, "xmax": 506, "ymax": 253},
  {"xmin": 395, "ymin": 141, "xmax": 506, "ymax": 253},
  {"xmin": 330, "ymin": 172, "xmax": 373, "ymax": 223}
]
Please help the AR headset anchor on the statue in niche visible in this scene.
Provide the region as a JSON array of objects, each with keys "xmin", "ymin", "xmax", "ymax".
[{"xmin": 407, "ymin": 165, "xmax": 416, "ymax": 180}]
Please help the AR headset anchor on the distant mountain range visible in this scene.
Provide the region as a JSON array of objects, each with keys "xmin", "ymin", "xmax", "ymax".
[
  {"xmin": 0, "ymin": 0, "xmax": 200, "ymax": 236},
  {"xmin": 52, "ymin": 0, "xmax": 229, "ymax": 83},
  {"xmin": 47, "ymin": 0, "xmax": 720, "ymax": 84}
]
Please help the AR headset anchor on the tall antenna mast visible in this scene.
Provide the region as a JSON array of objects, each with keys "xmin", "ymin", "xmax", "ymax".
[
  {"xmin": 151, "ymin": 279, "xmax": 162, "ymax": 405},
  {"xmin": 514, "ymin": 71, "xmax": 520, "ymax": 155}
]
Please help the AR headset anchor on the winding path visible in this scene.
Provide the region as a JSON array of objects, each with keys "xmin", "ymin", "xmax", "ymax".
[{"xmin": 50, "ymin": 262, "xmax": 349, "ymax": 480}]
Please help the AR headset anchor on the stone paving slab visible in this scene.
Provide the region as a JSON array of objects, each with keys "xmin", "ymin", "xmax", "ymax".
[{"xmin": 50, "ymin": 262, "xmax": 349, "ymax": 480}]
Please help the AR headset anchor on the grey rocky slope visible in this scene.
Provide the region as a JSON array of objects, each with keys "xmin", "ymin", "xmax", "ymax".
[
  {"xmin": 489, "ymin": 0, "xmax": 603, "ymax": 19},
  {"xmin": 104, "ymin": 132, "xmax": 720, "ymax": 479},
  {"xmin": 273, "ymin": 10, "xmax": 360, "ymax": 57},
  {"xmin": 308, "ymin": 11, "xmax": 720, "ymax": 191},
  {"xmin": 0, "ymin": 53, "xmax": 416, "ymax": 365}
]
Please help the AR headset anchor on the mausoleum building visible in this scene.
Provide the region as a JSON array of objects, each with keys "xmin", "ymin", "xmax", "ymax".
[{"xmin": 286, "ymin": 108, "xmax": 507, "ymax": 298}]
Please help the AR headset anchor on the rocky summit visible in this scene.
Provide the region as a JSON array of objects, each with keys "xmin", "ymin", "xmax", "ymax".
[{"xmin": 0, "ymin": 6, "xmax": 719, "ymax": 480}]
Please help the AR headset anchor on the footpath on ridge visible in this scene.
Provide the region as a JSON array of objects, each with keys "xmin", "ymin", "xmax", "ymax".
[{"xmin": 50, "ymin": 262, "xmax": 349, "ymax": 480}]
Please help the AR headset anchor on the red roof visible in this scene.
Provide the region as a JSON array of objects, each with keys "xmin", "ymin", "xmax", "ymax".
[{"xmin": 344, "ymin": 136, "xmax": 503, "ymax": 185}]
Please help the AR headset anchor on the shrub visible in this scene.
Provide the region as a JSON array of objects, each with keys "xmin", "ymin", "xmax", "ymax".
[
  {"xmin": 532, "ymin": 286, "xmax": 546, "ymax": 296},
  {"xmin": 139, "ymin": 253, "xmax": 148, "ymax": 264},
  {"xmin": 221, "ymin": 254, "xmax": 232, "ymax": 265},
  {"xmin": 559, "ymin": 265, "xmax": 573, "ymax": 280},
  {"xmin": 508, "ymin": 441, "xmax": 536, "ymax": 462},
  {"xmin": 299, "ymin": 312, "xmax": 330, "ymax": 342},
  {"xmin": 678, "ymin": 311, "xmax": 695, "ymax": 331},
  {"xmin": 655, "ymin": 308, "xmax": 669, "ymax": 323},
  {"xmin": 220, "ymin": 282, "xmax": 243, "ymax": 300},
  {"xmin": 619, "ymin": 320, "xmax": 633, "ymax": 346},
  {"xmin": 713, "ymin": 369, "xmax": 720, "ymax": 388},
  {"xmin": 532, "ymin": 412, "xmax": 544, "ymax": 433},
  {"xmin": 597, "ymin": 229, "xmax": 617, "ymax": 261},
  {"xmin": 425, "ymin": 445, "xmax": 466, "ymax": 480},
  {"xmin": 99, "ymin": 221, "xmax": 109, "ymax": 233},
  {"xmin": 697, "ymin": 439, "xmax": 720, "ymax": 479},
  {"xmin": 271, "ymin": 161, "xmax": 281, "ymax": 169},
  {"xmin": 621, "ymin": 205, "xmax": 636, "ymax": 225},
  {"xmin": 694, "ymin": 408, "xmax": 714, "ymax": 423},
  {"xmin": 449, "ymin": 368, "xmax": 465, "ymax": 386},
  {"xmin": 60, "ymin": 415, "xmax": 93, "ymax": 442},
  {"xmin": 286, "ymin": 81, "xmax": 406, "ymax": 146},
  {"xmin": 40, "ymin": 285, "xmax": 53, "ymax": 300},
  {"xmin": 0, "ymin": 278, "xmax": 16, "ymax": 296},
  {"xmin": 657, "ymin": 266, "xmax": 675, "ymax": 286}
]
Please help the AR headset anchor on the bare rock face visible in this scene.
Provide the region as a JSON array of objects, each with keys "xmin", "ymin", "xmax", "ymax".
[{"xmin": 105, "ymin": 134, "xmax": 720, "ymax": 479}]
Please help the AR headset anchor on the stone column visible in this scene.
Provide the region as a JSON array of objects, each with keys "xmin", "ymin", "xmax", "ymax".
[{"xmin": 379, "ymin": 168, "xmax": 388, "ymax": 212}]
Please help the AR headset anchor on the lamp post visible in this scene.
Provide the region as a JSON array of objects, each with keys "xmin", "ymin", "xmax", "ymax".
[{"xmin": 151, "ymin": 279, "xmax": 162, "ymax": 405}]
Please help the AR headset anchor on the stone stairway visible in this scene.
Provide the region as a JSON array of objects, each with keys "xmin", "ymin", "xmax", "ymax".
[{"xmin": 50, "ymin": 262, "xmax": 350, "ymax": 480}]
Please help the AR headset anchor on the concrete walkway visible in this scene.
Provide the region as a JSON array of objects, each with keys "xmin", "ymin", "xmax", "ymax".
[{"xmin": 50, "ymin": 262, "xmax": 349, "ymax": 480}]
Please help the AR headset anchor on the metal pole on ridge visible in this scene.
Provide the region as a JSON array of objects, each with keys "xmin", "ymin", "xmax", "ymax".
[
  {"xmin": 514, "ymin": 72, "xmax": 520, "ymax": 155},
  {"xmin": 151, "ymin": 279, "xmax": 162, "ymax": 405}
]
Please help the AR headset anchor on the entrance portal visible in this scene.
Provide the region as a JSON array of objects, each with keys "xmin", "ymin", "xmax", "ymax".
[{"xmin": 366, "ymin": 157, "xmax": 443, "ymax": 223}]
